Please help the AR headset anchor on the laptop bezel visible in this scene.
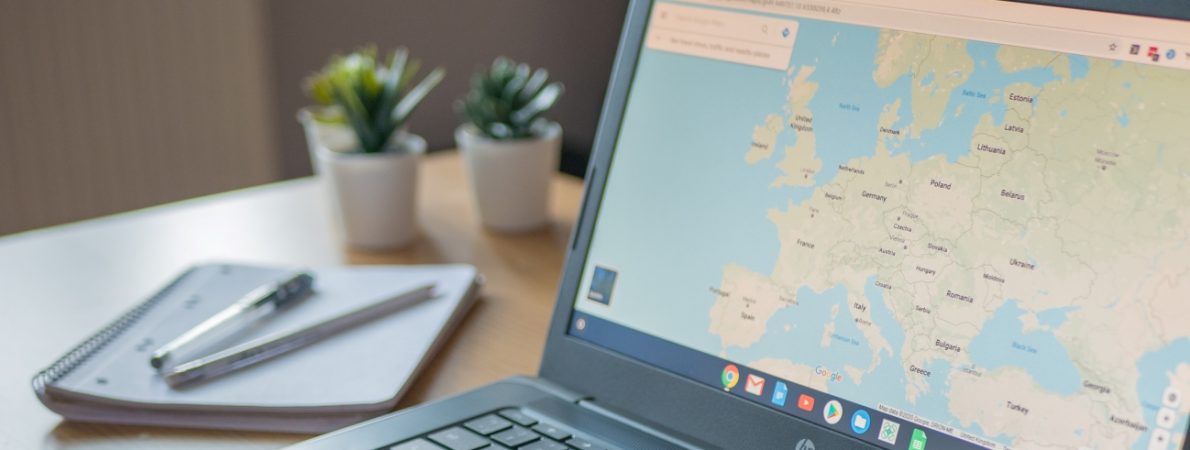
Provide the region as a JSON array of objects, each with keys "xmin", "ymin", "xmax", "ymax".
[{"xmin": 539, "ymin": 1, "xmax": 1190, "ymax": 449}]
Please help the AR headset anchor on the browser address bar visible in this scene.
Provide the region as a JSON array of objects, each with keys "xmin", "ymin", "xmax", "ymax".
[{"xmin": 646, "ymin": 3, "xmax": 799, "ymax": 70}]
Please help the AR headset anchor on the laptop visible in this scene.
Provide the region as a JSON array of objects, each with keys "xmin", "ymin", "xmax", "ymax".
[{"xmin": 287, "ymin": 1, "xmax": 1190, "ymax": 449}]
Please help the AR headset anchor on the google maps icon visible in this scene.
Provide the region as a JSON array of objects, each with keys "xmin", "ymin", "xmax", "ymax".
[{"xmin": 722, "ymin": 364, "xmax": 740, "ymax": 391}]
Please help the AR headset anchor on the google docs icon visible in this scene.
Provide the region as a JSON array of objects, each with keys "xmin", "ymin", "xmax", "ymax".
[{"xmin": 771, "ymin": 381, "xmax": 788, "ymax": 406}]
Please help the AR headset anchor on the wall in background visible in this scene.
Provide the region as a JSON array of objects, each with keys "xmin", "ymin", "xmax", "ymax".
[
  {"xmin": 0, "ymin": 0, "xmax": 279, "ymax": 236},
  {"xmin": 0, "ymin": 0, "xmax": 627, "ymax": 236},
  {"xmin": 266, "ymin": 0, "xmax": 627, "ymax": 178}
]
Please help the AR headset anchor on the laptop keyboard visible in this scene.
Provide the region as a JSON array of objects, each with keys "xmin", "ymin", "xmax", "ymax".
[{"xmin": 384, "ymin": 408, "xmax": 621, "ymax": 450}]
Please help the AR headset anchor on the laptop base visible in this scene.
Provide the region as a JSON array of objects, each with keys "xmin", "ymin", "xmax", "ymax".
[{"xmin": 285, "ymin": 377, "xmax": 686, "ymax": 450}]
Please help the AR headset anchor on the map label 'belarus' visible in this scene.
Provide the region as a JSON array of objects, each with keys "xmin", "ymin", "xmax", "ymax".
[{"xmin": 1000, "ymin": 189, "xmax": 1025, "ymax": 201}]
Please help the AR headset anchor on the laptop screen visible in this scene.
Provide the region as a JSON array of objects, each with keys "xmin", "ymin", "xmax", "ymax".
[{"xmin": 567, "ymin": 0, "xmax": 1190, "ymax": 448}]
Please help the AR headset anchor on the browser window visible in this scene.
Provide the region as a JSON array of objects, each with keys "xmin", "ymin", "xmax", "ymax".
[{"xmin": 569, "ymin": 0, "xmax": 1190, "ymax": 448}]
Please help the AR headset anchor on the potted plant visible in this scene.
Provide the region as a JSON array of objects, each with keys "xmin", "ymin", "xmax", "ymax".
[
  {"xmin": 298, "ymin": 46, "xmax": 444, "ymax": 249},
  {"xmin": 455, "ymin": 57, "xmax": 564, "ymax": 232}
]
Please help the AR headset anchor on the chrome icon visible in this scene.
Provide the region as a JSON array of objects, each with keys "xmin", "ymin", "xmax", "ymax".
[{"xmin": 722, "ymin": 364, "xmax": 740, "ymax": 390}]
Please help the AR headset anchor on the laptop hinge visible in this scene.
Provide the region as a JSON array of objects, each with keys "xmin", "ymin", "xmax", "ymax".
[
  {"xmin": 508, "ymin": 375, "xmax": 590, "ymax": 403},
  {"xmin": 575, "ymin": 399, "xmax": 704, "ymax": 450}
]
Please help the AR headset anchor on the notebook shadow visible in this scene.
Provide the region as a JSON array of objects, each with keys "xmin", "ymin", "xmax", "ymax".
[{"xmin": 46, "ymin": 420, "xmax": 308, "ymax": 449}]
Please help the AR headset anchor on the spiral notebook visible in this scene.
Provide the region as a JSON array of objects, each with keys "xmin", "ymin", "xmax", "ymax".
[{"xmin": 32, "ymin": 262, "xmax": 480, "ymax": 433}]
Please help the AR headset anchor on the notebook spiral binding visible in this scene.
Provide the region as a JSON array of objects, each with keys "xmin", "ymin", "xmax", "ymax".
[{"xmin": 31, "ymin": 267, "xmax": 199, "ymax": 398}]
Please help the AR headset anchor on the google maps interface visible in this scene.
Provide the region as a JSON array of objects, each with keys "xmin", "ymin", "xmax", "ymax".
[{"xmin": 573, "ymin": 1, "xmax": 1190, "ymax": 449}]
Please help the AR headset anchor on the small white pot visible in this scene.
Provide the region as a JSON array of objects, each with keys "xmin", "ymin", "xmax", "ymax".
[
  {"xmin": 297, "ymin": 107, "xmax": 359, "ymax": 175},
  {"xmin": 456, "ymin": 122, "xmax": 562, "ymax": 232},
  {"xmin": 313, "ymin": 133, "xmax": 425, "ymax": 249}
]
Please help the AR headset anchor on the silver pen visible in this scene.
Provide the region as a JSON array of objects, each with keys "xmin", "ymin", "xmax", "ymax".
[
  {"xmin": 163, "ymin": 283, "xmax": 435, "ymax": 387},
  {"xmin": 150, "ymin": 272, "xmax": 315, "ymax": 370}
]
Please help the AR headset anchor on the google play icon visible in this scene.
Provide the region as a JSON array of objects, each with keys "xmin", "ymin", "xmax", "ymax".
[{"xmin": 823, "ymin": 399, "xmax": 844, "ymax": 424}]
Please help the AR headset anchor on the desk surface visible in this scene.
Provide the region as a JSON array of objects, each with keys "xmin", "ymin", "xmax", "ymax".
[{"xmin": 0, "ymin": 151, "xmax": 584, "ymax": 450}]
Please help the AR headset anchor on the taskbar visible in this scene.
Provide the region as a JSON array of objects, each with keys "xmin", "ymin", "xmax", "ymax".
[{"xmin": 568, "ymin": 311, "xmax": 990, "ymax": 450}]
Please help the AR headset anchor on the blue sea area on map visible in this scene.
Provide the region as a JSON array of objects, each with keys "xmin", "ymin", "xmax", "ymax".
[
  {"xmin": 900, "ymin": 41, "xmax": 1061, "ymax": 165},
  {"xmin": 1069, "ymin": 55, "xmax": 1090, "ymax": 80},
  {"xmin": 723, "ymin": 276, "xmax": 979, "ymax": 434},
  {"xmin": 793, "ymin": 22, "xmax": 911, "ymax": 186},
  {"xmin": 1131, "ymin": 338, "xmax": 1190, "ymax": 450},
  {"xmin": 724, "ymin": 283, "xmax": 875, "ymax": 375},
  {"xmin": 967, "ymin": 300, "xmax": 1082, "ymax": 396}
]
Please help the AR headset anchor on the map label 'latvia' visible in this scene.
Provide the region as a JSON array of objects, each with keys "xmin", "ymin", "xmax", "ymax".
[{"xmin": 1004, "ymin": 124, "xmax": 1025, "ymax": 133}]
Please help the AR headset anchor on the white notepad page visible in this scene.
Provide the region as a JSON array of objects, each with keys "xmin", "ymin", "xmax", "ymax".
[{"xmin": 51, "ymin": 263, "xmax": 477, "ymax": 412}]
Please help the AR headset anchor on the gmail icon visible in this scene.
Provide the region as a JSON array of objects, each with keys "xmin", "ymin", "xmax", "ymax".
[{"xmin": 745, "ymin": 374, "xmax": 766, "ymax": 396}]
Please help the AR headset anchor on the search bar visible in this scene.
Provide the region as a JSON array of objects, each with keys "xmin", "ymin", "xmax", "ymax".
[{"xmin": 646, "ymin": 3, "xmax": 799, "ymax": 70}]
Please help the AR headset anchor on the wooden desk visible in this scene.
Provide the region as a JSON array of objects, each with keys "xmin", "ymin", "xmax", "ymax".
[{"xmin": 0, "ymin": 151, "xmax": 584, "ymax": 450}]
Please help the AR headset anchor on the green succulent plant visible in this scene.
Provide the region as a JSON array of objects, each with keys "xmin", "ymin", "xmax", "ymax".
[
  {"xmin": 458, "ymin": 57, "xmax": 564, "ymax": 140},
  {"xmin": 305, "ymin": 46, "xmax": 445, "ymax": 154}
]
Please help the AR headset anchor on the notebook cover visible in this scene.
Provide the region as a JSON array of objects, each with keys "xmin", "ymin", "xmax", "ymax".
[{"xmin": 33, "ymin": 262, "xmax": 480, "ymax": 432}]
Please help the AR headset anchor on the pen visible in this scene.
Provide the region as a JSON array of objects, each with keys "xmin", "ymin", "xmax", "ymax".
[
  {"xmin": 150, "ymin": 272, "xmax": 315, "ymax": 370},
  {"xmin": 163, "ymin": 283, "xmax": 435, "ymax": 387}
]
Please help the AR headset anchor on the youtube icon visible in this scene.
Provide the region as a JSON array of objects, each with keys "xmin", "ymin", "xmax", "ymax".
[{"xmin": 798, "ymin": 394, "xmax": 815, "ymax": 412}]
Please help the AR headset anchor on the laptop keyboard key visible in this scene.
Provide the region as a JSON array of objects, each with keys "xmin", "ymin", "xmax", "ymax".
[
  {"xmin": 565, "ymin": 437, "xmax": 601, "ymax": 449},
  {"xmin": 521, "ymin": 441, "xmax": 568, "ymax": 450},
  {"xmin": 388, "ymin": 438, "xmax": 446, "ymax": 450},
  {"xmin": 532, "ymin": 423, "xmax": 572, "ymax": 441},
  {"xmin": 497, "ymin": 409, "xmax": 538, "ymax": 427},
  {"xmin": 463, "ymin": 414, "xmax": 513, "ymax": 435},
  {"xmin": 427, "ymin": 427, "xmax": 489, "ymax": 450},
  {"xmin": 492, "ymin": 426, "xmax": 540, "ymax": 447}
]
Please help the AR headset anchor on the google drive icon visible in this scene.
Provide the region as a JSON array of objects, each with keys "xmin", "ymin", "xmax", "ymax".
[{"xmin": 823, "ymin": 399, "xmax": 844, "ymax": 424}]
